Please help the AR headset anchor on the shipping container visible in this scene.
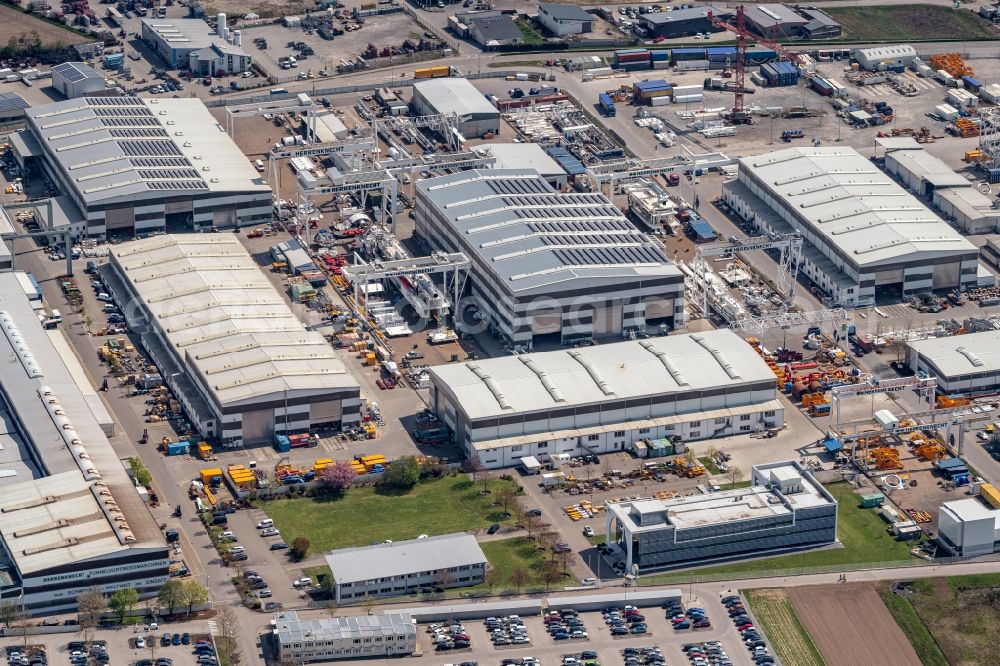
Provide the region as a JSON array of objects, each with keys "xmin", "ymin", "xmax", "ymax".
[
  {"xmin": 707, "ymin": 46, "xmax": 737, "ymax": 62},
  {"xmin": 650, "ymin": 50, "xmax": 669, "ymax": 61},
  {"xmin": 599, "ymin": 92, "xmax": 616, "ymax": 116},
  {"xmin": 962, "ymin": 75, "xmax": 981, "ymax": 92},
  {"xmin": 650, "ymin": 96, "xmax": 672, "ymax": 107},
  {"xmin": 745, "ymin": 48, "xmax": 777, "ymax": 64},
  {"xmin": 621, "ymin": 61, "xmax": 651, "ymax": 72},
  {"xmin": 673, "ymin": 60, "xmax": 711, "ymax": 71},
  {"xmin": 414, "ymin": 65, "xmax": 452, "ymax": 79},
  {"xmin": 811, "ymin": 76, "xmax": 833, "ymax": 96},
  {"xmin": 671, "ymin": 47, "xmax": 707, "ymax": 62}
]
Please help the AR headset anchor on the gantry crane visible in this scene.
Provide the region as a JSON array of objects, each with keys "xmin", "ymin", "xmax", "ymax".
[{"xmin": 708, "ymin": 5, "xmax": 802, "ymax": 124}]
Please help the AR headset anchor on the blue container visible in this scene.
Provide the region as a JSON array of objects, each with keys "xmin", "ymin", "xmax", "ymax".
[
  {"xmin": 962, "ymin": 75, "xmax": 981, "ymax": 92},
  {"xmin": 671, "ymin": 47, "xmax": 707, "ymax": 61},
  {"xmin": 988, "ymin": 168, "xmax": 1000, "ymax": 184},
  {"xmin": 635, "ymin": 79, "xmax": 670, "ymax": 92},
  {"xmin": 651, "ymin": 50, "xmax": 669, "ymax": 61},
  {"xmin": 746, "ymin": 48, "xmax": 776, "ymax": 64},
  {"xmin": 622, "ymin": 61, "xmax": 651, "ymax": 72}
]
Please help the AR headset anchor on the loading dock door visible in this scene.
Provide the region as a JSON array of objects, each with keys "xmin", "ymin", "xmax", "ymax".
[
  {"xmin": 310, "ymin": 400, "xmax": 342, "ymax": 427},
  {"xmin": 875, "ymin": 269, "xmax": 904, "ymax": 285},
  {"xmin": 531, "ymin": 311, "xmax": 562, "ymax": 335},
  {"xmin": 241, "ymin": 408, "xmax": 274, "ymax": 444},
  {"xmin": 644, "ymin": 297, "xmax": 674, "ymax": 322},
  {"xmin": 105, "ymin": 207, "xmax": 134, "ymax": 230},
  {"xmin": 593, "ymin": 304, "xmax": 623, "ymax": 336},
  {"xmin": 932, "ymin": 262, "xmax": 960, "ymax": 289}
]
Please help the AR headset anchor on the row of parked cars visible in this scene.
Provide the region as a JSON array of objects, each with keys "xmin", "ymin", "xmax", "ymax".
[
  {"xmin": 429, "ymin": 621, "xmax": 471, "ymax": 651},
  {"xmin": 486, "ymin": 615, "xmax": 528, "ymax": 646},
  {"xmin": 721, "ymin": 595, "xmax": 773, "ymax": 665},
  {"xmin": 621, "ymin": 646, "xmax": 664, "ymax": 666},
  {"xmin": 67, "ymin": 642, "xmax": 105, "ymax": 666},
  {"xmin": 8, "ymin": 646, "xmax": 46, "ymax": 666},
  {"xmin": 544, "ymin": 610, "xmax": 587, "ymax": 640},
  {"xmin": 603, "ymin": 606, "xmax": 647, "ymax": 636},
  {"xmin": 681, "ymin": 641, "xmax": 731, "ymax": 666}
]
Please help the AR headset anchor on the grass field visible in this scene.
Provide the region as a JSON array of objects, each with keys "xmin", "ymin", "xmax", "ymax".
[
  {"xmin": 0, "ymin": 5, "xmax": 88, "ymax": 49},
  {"xmin": 826, "ymin": 5, "xmax": 999, "ymax": 42},
  {"xmin": 744, "ymin": 589, "xmax": 824, "ymax": 666},
  {"xmin": 642, "ymin": 483, "xmax": 916, "ymax": 583},
  {"xmin": 877, "ymin": 574, "xmax": 1000, "ymax": 665},
  {"xmin": 515, "ymin": 18, "xmax": 545, "ymax": 45},
  {"xmin": 698, "ymin": 457, "xmax": 721, "ymax": 475},
  {"xmin": 480, "ymin": 537, "xmax": 551, "ymax": 588},
  {"xmin": 262, "ymin": 475, "xmax": 520, "ymax": 551},
  {"xmin": 877, "ymin": 582, "xmax": 949, "ymax": 666}
]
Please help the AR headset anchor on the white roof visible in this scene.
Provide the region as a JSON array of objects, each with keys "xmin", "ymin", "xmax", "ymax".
[
  {"xmin": 857, "ymin": 45, "xmax": 916, "ymax": 60},
  {"xmin": 942, "ymin": 497, "xmax": 997, "ymax": 522},
  {"xmin": 273, "ymin": 611, "xmax": 415, "ymax": 645},
  {"xmin": 430, "ymin": 329, "xmax": 774, "ymax": 420},
  {"xmin": 935, "ymin": 187, "xmax": 1000, "ymax": 224},
  {"xmin": 736, "ymin": 147, "xmax": 976, "ymax": 268},
  {"xmin": 413, "ymin": 77, "xmax": 499, "ymax": 120},
  {"xmin": 110, "ymin": 235, "xmax": 358, "ymax": 407},
  {"xmin": 313, "ymin": 112, "xmax": 348, "ymax": 142},
  {"xmin": 477, "ymin": 143, "xmax": 565, "ymax": 176},
  {"xmin": 909, "ymin": 330, "xmax": 1000, "ymax": 379},
  {"xmin": 325, "ymin": 533, "xmax": 486, "ymax": 585},
  {"xmin": 886, "ymin": 149, "xmax": 970, "ymax": 189}
]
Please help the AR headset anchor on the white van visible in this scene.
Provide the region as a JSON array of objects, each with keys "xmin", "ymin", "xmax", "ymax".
[
  {"xmin": 256, "ymin": 519, "xmax": 274, "ymax": 529},
  {"xmin": 254, "ymin": 159, "xmax": 265, "ymax": 172}
]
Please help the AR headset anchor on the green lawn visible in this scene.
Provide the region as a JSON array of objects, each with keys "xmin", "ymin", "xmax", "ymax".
[
  {"xmin": 826, "ymin": 5, "xmax": 998, "ymax": 41},
  {"xmin": 744, "ymin": 589, "xmax": 824, "ymax": 666},
  {"xmin": 698, "ymin": 457, "xmax": 721, "ymax": 475},
  {"xmin": 515, "ymin": 18, "xmax": 544, "ymax": 45},
  {"xmin": 876, "ymin": 584, "xmax": 948, "ymax": 666},
  {"xmin": 641, "ymin": 482, "xmax": 917, "ymax": 583},
  {"xmin": 480, "ymin": 537, "xmax": 552, "ymax": 588},
  {"xmin": 262, "ymin": 475, "xmax": 521, "ymax": 551},
  {"xmin": 303, "ymin": 565, "xmax": 332, "ymax": 588},
  {"xmin": 720, "ymin": 480, "xmax": 752, "ymax": 490}
]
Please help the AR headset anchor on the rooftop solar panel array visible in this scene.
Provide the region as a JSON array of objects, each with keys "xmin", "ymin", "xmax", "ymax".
[{"xmin": 0, "ymin": 92, "xmax": 29, "ymax": 114}]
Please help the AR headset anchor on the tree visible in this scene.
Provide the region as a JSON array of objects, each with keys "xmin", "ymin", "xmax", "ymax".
[
  {"xmin": 83, "ymin": 315, "xmax": 93, "ymax": 334},
  {"xmin": 215, "ymin": 605, "xmax": 242, "ymax": 666},
  {"xmin": 464, "ymin": 455, "xmax": 490, "ymax": 494},
  {"xmin": 317, "ymin": 462, "xmax": 356, "ymax": 494},
  {"xmin": 0, "ymin": 600, "xmax": 20, "ymax": 629},
  {"xmin": 382, "ymin": 455, "xmax": 420, "ymax": 490},
  {"xmin": 108, "ymin": 587, "xmax": 138, "ymax": 624},
  {"xmin": 540, "ymin": 560, "xmax": 563, "ymax": 590},
  {"xmin": 158, "ymin": 579, "xmax": 184, "ymax": 616},
  {"xmin": 290, "ymin": 536, "xmax": 311, "ymax": 560},
  {"xmin": 361, "ymin": 594, "xmax": 377, "ymax": 616},
  {"xmin": 77, "ymin": 587, "xmax": 106, "ymax": 646},
  {"xmin": 727, "ymin": 466, "xmax": 746, "ymax": 488},
  {"xmin": 484, "ymin": 568, "xmax": 502, "ymax": 591},
  {"xmin": 128, "ymin": 456, "xmax": 152, "ymax": 487},
  {"xmin": 181, "ymin": 579, "xmax": 209, "ymax": 616},
  {"xmin": 496, "ymin": 487, "xmax": 517, "ymax": 517},
  {"xmin": 508, "ymin": 568, "xmax": 530, "ymax": 591}
]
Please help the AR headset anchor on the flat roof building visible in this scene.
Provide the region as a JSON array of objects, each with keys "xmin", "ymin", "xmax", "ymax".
[
  {"xmin": 429, "ymin": 329, "xmax": 784, "ymax": 469},
  {"xmin": 638, "ymin": 7, "xmax": 731, "ymax": 39},
  {"xmin": 51, "ymin": 62, "xmax": 106, "ymax": 99},
  {"xmin": 721, "ymin": 147, "xmax": 979, "ymax": 307},
  {"xmin": 938, "ymin": 497, "xmax": 1000, "ymax": 556},
  {"xmin": 605, "ymin": 461, "xmax": 837, "ymax": 572},
  {"xmin": 103, "ymin": 235, "xmax": 361, "ymax": 448},
  {"xmin": 450, "ymin": 11, "xmax": 524, "ymax": 47},
  {"xmin": 908, "ymin": 330, "xmax": 1000, "ymax": 394},
  {"xmin": 0, "ymin": 272, "xmax": 167, "ymax": 615},
  {"xmin": 324, "ymin": 534, "xmax": 487, "ymax": 604},
  {"xmin": 141, "ymin": 18, "xmax": 251, "ymax": 74},
  {"xmin": 411, "ymin": 78, "xmax": 500, "ymax": 140},
  {"xmin": 13, "ymin": 97, "xmax": 271, "ymax": 240},
  {"xmin": 272, "ymin": 611, "xmax": 416, "ymax": 663},
  {"xmin": 476, "ymin": 142, "xmax": 567, "ymax": 188},
  {"xmin": 415, "ymin": 169, "xmax": 684, "ymax": 349}
]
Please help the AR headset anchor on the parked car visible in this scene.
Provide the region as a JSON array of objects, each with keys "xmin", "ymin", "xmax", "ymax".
[{"xmin": 270, "ymin": 541, "xmax": 289, "ymax": 550}]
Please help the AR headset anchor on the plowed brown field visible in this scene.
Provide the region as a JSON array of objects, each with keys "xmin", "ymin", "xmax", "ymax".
[{"xmin": 789, "ymin": 583, "xmax": 922, "ymax": 666}]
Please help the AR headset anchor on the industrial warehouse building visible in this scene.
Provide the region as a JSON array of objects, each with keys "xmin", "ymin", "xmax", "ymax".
[
  {"xmin": 141, "ymin": 18, "xmax": 251, "ymax": 74},
  {"xmin": 410, "ymin": 78, "xmax": 500, "ymax": 140},
  {"xmin": 907, "ymin": 330, "xmax": 1000, "ymax": 394},
  {"xmin": 536, "ymin": 3, "xmax": 593, "ymax": 36},
  {"xmin": 272, "ymin": 611, "xmax": 417, "ymax": 663},
  {"xmin": 938, "ymin": 496, "xmax": 1000, "ymax": 556},
  {"xmin": 103, "ymin": 235, "xmax": 361, "ymax": 448},
  {"xmin": 638, "ymin": 6, "xmax": 730, "ymax": 39},
  {"xmin": 477, "ymin": 142, "xmax": 568, "ymax": 188},
  {"xmin": 11, "ymin": 97, "xmax": 272, "ymax": 240},
  {"xmin": 0, "ymin": 92, "xmax": 29, "ymax": 126},
  {"xmin": 743, "ymin": 4, "xmax": 841, "ymax": 39},
  {"xmin": 721, "ymin": 147, "xmax": 980, "ymax": 307},
  {"xmin": 324, "ymin": 534, "xmax": 487, "ymax": 604},
  {"xmin": 51, "ymin": 62, "xmax": 107, "ymax": 99},
  {"xmin": 449, "ymin": 11, "xmax": 524, "ymax": 47},
  {"xmin": 428, "ymin": 329, "xmax": 784, "ymax": 469},
  {"xmin": 604, "ymin": 461, "xmax": 837, "ymax": 572},
  {"xmin": 414, "ymin": 169, "xmax": 685, "ymax": 348},
  {"xmin": 0, "ymin": 272, "xmax": 167, "ymax": 615},
  {"xmin": 855, "ymin": 44, "xmax": 917, "ymax": 71}
]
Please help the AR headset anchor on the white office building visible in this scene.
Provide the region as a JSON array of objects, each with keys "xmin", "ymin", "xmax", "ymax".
[
  {"xmin": 141, "ymin": 19, "xmax": 251, "ymax": 74},
  {"xmin": 604, "ymin": 461, "xmax": 837, "ymax": 572},
  {"xmin": 907, "ymin": 330, "xmax": 1000, "ymax": 394},
  {"xmin": 721, "ymin": 147, "xmax": 979, "ymax": 307},
  {"xmin": 939, "ymin": 498, "xmax": 1000, "ymax": 556},
  {"xmin": 104, "ymin": 235, "xmax": 361, "ymax": 448},
  {"xmin": 324, "ymin": 534, "xmax": 487, "ymax": 604},
  {"xmin": 272, "ymin": 611, "xmax": 417, "ymax": 663},
  {"xmin": 415, "ymin": 169, "xmax": 685, "ymax": 348},
  {"xmin": 0, "ymin": 273, "xmax": 167, "ymax": 615},
  {"xmin": 429, "ymin": 329, "xmax": 784, "ymax": 469}
]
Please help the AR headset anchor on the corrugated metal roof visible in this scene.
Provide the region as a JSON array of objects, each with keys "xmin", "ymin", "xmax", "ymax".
[
  {"xmin": 413, "ymin": 78, "xmax": 499, "ymax": 121},
  {"xmin": 735, "ymin": 147, "xmax": 976, "ymax": 268},
  {"xmin": 430, "ymin": 329, "xmax": 774, "ymax": 420},
  {"xmin": 910, "ymin": 330, "xmax": 1000, "ymax": 379},
  {"xmin": 273, "ymin": 611, "xmax": 415, "ymax": 645},
  {"xmin": 110, "ymin": 235, "xmax": 358, "ymax": 407}
]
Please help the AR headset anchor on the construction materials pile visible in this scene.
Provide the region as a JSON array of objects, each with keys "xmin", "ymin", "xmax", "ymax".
[{"xmin": 929, "ymin": 52, "xmax": 974, "ymax": 79}]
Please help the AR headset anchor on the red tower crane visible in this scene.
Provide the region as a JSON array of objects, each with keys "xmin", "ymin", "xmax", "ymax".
[{"xmin": 708, "ymin": 5, "xmax": 801, "ymax": 125}]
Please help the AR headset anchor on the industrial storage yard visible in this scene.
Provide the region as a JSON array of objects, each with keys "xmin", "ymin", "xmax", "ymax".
[{"xmin": 8, "ymin": 1, "xmax": 1000, "ymax": 665}]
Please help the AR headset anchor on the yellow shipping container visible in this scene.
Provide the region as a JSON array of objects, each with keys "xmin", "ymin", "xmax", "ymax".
[
  {"xmin": 365, "ymin": 352, "xmax": 377, "ymax": 366},
  {"xmin": 981, "ymin": 483, "xmax": 1000, "ymax": 509},
  {"xmin": 415, "ymin": 65, "xmax": 450, "ymax": 79},
  {"xmin": 197, "ymin": 442, "xmax": 213, "ymax": 460},
  {"xmin": 360, "ymin": 455, "xmax": 385, "ymax": 464},
  {"xmin": 200, "ymin": 468, "xmax": 223, "ymax": 485}
]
